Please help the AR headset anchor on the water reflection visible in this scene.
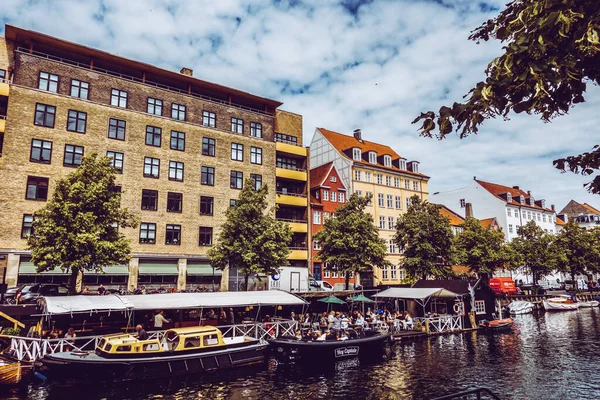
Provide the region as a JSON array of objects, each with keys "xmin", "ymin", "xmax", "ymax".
[{"xmin": 4, "ymin": 309, "xmax": 600, "ymax": 400}]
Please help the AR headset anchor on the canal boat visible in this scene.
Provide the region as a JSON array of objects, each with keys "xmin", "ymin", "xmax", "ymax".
[
  {"xmin": 478, "ymin": 317, "xmax": 514, "ymax": 332},
  {"xmin": 35, "ymin": 326, "xmax": 268, "ymax": 384},
  {"xmin": 543, "ymin": 295, "xmax": 580, "ymax": 311},
  {"xmin": 578, "ymin": 300, "xmax": 599, "ymax": 308},
  {"xmin": 507, "ymin": 301, "xmax": 534, "ymax": 315},
  {"xmin": 268, "ymin": 331, "xmax": 389, "ymax": 363}
]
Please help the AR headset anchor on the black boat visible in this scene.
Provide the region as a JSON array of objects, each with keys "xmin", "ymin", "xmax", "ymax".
[
  {"xmin": 268, "ymin": 331, "xmax": 389, "ymax": 363},
  {"xmin": 36, "ymin": 326, "xmax": 268, "ymax": 384}
]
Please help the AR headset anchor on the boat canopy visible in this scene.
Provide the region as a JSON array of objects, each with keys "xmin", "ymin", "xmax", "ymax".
[
  {"xmin": 40, "ymin": 290, "xmax": 308, "ymax": 316},
  {"xmin": 374, "ymin": 287, "xmax": 458, "ymax": 300}
]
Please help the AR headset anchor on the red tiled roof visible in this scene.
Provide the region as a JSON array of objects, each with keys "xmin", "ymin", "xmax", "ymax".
[
  {"xmin": 310, "ymin": 195, "xmax": 323, "ymax": 207},
  {"xmin": 582, "ymin": 203, "xmax": 600, "ymax": 215},
  {"xmin": 309, "ymin": 162, "xmax": 334, "ymax": 189},
  {"xmin": 556, "ymin": 217, "xmax": 566, "ymax": 226},
  {"xmin": 480, "ymin": 218, "xmax": 497, "ymax": 229},
  {"xmin": 475, "ymin": 179, "xmax": 553, "ymax": 212},
  {"xmin": 439, "ymin": 205, "xmax": 465, "ymax": 226},
  {"xmin": 317, "ymin": 128, "xmax": 429, "ymax": 178}
]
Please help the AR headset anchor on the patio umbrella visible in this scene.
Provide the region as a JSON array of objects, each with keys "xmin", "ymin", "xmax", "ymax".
[
  {"xmin": 347, "ymin": 294, "xmax": 375, "ymax": 303},
  {"xmin": 317, "ymin": 295, "xmax": 346, "ymax": 312}
]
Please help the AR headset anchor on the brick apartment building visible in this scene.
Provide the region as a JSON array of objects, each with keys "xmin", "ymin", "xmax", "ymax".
[{"xmin": 0, "ymin": 25, "xmax": 308, "ymax": 292}]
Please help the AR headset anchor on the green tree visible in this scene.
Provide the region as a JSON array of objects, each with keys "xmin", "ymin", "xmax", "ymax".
[
  {"xmin": 454, "ymin": 218, "xmax": 517, "ymax": 279},
  {"xmin": 510, "ymin": 221, "xmax": 560, "ymax": 290},
  {"xmin": 413, "ymin": 1, "xmax": 600, "ymax": 193},
  {"xmin": 555, "ymin": 220, "xmax": 600, "ymax": 286},
  {"xmin": 208, "ymin": 179, "xmax": 292, "ymax": 291},
  {"xmin": 313, "ymin": 193, "xmax": 389, "ymax": 290},
  {"xmin": 394, "ymin": 196, "xmax": 456, "ymax": 279},
  {"xmin": 27, "ymin": 154, "xmax": 139, "ymax": 294}
]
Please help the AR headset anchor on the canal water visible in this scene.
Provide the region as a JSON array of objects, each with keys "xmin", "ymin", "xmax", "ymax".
[{"xmin": 3, "ymin": 309, "xmax": 599, "ymax": 400}]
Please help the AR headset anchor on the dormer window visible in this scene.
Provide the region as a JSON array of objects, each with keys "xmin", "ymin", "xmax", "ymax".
[
  {"xmin": 519, "ymin": 195, "xmax": 525, "ymax": 205},
  {"xmin": 352, "ymin": 148, "xmax": 361, "ymax": 161},
  {"xmin": 412, "ymin": 163, "xmax": 419, "ymax": 173},
  {"xmin": 399, "ymin": 159, "xmax": 407, "ymax": 170},
  {"xmin": 541, "ymin": 199, "xmax": 546, "ymax": 209},
  {"xmin": 369, "ymin": 151, "xmax": 377, "ymax": 164},
  {"xmin": 506, "ymin": 193, "xmax": 512, "ymax": 202},
  {"xmin": 383, "ymin": 155, "xmax": 392, "ymax": 168},
  {"xmin": 529, "ymin": 197, "xmax": 535, "ymax": 206}
]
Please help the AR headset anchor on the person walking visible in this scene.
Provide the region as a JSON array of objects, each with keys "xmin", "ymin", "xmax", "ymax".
[{"xmin": 154, "ymin": 310, "xmax": 170, "ymax": 329}]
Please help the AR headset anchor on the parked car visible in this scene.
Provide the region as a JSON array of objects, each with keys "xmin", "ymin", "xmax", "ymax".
[
  {"xmin": 538, "ymin": 280, "xmax": 562, "ymax": 290},
  {"xmin": 519, "ymin": 284, "xmax": 546, "ymax": 295},
  {"xmin": 2, "ymin": 283, "xmax": 69, "ymax": 304},
  {"xmin": 489, "ymin": 277, "xmax": 520, "ymax": 296}
]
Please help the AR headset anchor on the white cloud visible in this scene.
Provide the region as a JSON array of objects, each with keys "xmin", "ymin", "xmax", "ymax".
[{"xmin": 1, "ymin": 0, "xmax": 598, "ymax": 210}]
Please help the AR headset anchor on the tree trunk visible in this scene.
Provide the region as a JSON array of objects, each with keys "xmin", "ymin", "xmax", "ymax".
[
  {"xmin": 69, "ymin": 268, "xmax": 79, "ymax": 295},
  {"xmin": 244, "ymin": 274, "xmax": 249, "ymax": 292},
  {"xmin": 571, "ymin": 270, "xmax": 576, "ymax": 292},
  {"xmin": 345, "ymin": 272, "xmax": 350, "ymax": 290}
]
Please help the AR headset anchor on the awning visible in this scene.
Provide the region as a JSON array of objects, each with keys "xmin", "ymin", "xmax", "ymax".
[
  {"xmin": 138, "ymin": 262, "xmax": 178, "ymax": 275},
  {"xmin": 40, "ymin": 290, "xmax": 308, "ymax": 315},
  {"xmin": 375, "ymin": 287, "xmax": 458, "ymax": 300},
  {"xmin": 19, "ymin": 262, "xmax": 129, "ymax": 275},
  {"xmin": 187, "ymin": 263, "xmax": 222, "ymax": 276}
]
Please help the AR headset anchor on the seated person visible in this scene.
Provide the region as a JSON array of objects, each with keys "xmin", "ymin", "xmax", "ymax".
[
  {"xmin": 302, "ymin": 329, "xmax": 314, "ymax": 341},
  {"xmin": 315, "ymin": 332, "xmax": 326, "ymax": 341}
]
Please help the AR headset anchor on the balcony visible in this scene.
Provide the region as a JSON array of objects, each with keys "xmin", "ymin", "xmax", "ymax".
[
  {"xmin": 276, "ymin": 141, "xmax": 307, "ymax": 157},
  {"xmin": 288, "ymin": 248, "xmax": 309, "ymax": 260},
  {"xmin": 276, "ymin": 192, "xmax": 308, "ymax": 207},
  {"xmin": 276, "ymin": 167, "xmax": 307, "ymax": 181},
  {"xmin": 277, "ymin": 218, "xmax": 309, "ymax": 233},
  {"xmin": 0, "ymin": 78, "xmax": 10, "ymax": 97}
]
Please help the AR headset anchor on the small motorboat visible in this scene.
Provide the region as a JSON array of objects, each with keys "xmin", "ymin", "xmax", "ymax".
[
  {"xmin": 478, "ymin": 318, "xmax": 514, "ymax": 332},
  {"xmin": 36, "ymin": 326, "xmax": 267, "ymax": 384},
  {"xmin": 578, "ymin": 300, "xmax": 599, "ymax": 308},
  {"xmin": 508, "ymin": 301, "xmax": 534, "ymax": 315},
  {"xmin": 268, "ymin": 330, "xmax": 389, "ymax": 363},
  {"xmin": 543, "ymin": 295, "xmax": 580, "ymax": 311}
]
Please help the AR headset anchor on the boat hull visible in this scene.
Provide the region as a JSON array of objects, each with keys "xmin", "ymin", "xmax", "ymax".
[
  {"xmin": 479, "ymin": 318, "xmax": 514, "ymax": 332},
  {"xmin": 543, "ymin": 301, "xmax": 579, "ymax": 311},
  {"xmin": 508, "ymin": 301, "xmax": 534, "ymax": 315},
  {"xmin": 268, "ymin": 332, "xmax": 389, "ymax": 363},
  {"xmin": 36, "ymin": 341, "xmax": 268, "ymax": 384},
  {"xmin": 578, "ymin": 301, "xmax": 599, "ymax": 308}
]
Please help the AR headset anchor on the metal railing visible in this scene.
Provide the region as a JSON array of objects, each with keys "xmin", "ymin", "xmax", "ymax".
[
  {"xmin": 274, "ymin": 137, "xmax": 301, "ymax": 146},
  {"xmin": 276, "ymin": 165, "xmax": 307, "ymax": 172},
  {"xmin": 276, "ymin": 218, "xmax": 308, "ymax": 224},
  {"xmin": 430, "ymin": 387, "xmax": 502, "ymax": 400},
  {"xmin": 16, "ymin": 48, "xmax": 274, "ymax": 117},
  {"xmin": 276, "ymin": 191, "xmax": 307, "ymax": 198},
  {"xmin": 1, "ymin": 320, "xmax": 298, "ymax": 362}
]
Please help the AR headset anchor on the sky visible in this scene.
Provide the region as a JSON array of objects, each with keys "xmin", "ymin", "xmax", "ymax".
[{"xmin": 2, "ymin": 0, "xmax": 599, "ymax": 211}]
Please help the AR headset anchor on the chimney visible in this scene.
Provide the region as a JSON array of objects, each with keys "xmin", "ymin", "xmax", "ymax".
[
  {"xmin": 353, "ymin": 129, "xmax": 362, "ymax": 141},
  {"xmin": 465, "ymin": 203, "xmax": 474, "ymax": 218},
  {"xmin": 551, "ymin": 204, "xmax": 555, "ymax": 212},
  {"xmin": 513, "ymin": 186, "xmax": 520, "ymax": 190},
  {"xmin": 180, "ymin": 67, "xmax": 193, "ymax": 76},
  {"xmin": 527, "ymin": 190, "xmax": 531, "ymax": 196},
  {"xmin": 473, "ymin": 176, "xmax": 477, "ymax": 180}
]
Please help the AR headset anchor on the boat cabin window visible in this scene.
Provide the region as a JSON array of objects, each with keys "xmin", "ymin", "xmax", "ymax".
[
  {"xmin": 104, "ymin": 344, "xmax": 112, "ymax": 352},
  {"xmin": 203, "ymin": 334, "xmax": 219, "ymax": 346},
  {"xmin": 143, "ymin": 343, "xmax": 160, "ymax": 351},
  {"xmin": 116, "ymin": 345, "xmax": 132, "ymax": 352},
  {"xmin": 98, "ymin": 339, "xmax": 106, "ymax": 348},
  {"xmin": 184, "ymin": 336, "xmax": 201, "ymax": 348}
]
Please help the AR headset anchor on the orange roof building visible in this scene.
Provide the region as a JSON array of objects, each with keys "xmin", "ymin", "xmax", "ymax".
[{"xmin": 558, "ymin": 200, "xmax": 600, "ymax": 230}]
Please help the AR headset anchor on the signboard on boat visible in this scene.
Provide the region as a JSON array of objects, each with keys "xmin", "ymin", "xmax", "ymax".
[{"xmin": 335, "ymin": 347, "xmax": 359, "ymax": 358}]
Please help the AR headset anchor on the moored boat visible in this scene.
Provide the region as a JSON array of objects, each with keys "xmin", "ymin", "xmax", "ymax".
[
  {"xmin": 578, "ymin": 300, "xmax": 599, "ymax": 308},
  {"xmin": 508, "ymin": 301, "xmax": 534, "ymax": 315},
  {"xmin": 268, "ymin": 331, "xmax": 389, "ymax": 363},
  {"xmin": 36, "ymin": 326, "xmax": 267, "ymax": 384},
  {"xmin": 478, "ymin": 318, "xmax": 514, "ymax": 332},
  {"xmin": 543, "ymin": 295, "xmax": 580, "ymax": 311}
]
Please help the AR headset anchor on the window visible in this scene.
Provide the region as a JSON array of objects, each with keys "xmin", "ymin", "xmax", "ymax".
[
  {"xmin": 250, "ymin": 147, "xmax": 262, "ymax": 164},
  {"xmin": 230, "ymin": 199, "xmax": 238, "ymax": 208},
  {"xmin": 543, "ymin": 215, "xmax": 547, "ymax": 223},
  {"xmin": 395, "ymin": 196, "xmax": 401, "ymax": 209},
  {"xmin": 520, "ymin": 195, "xmax": 525, "ymax": 205},
  {"xmin": 199, "ymin": 227, "xmax": 213, "ymax": 246},
  {"xmin": 250, "ymin": 174, "xmax": 262, "ymax": 190},
  {"xmin": 30, "ymin": 139, "xmax": 52, "ymax": 163},
  {"xmin": 66, "ymin": 110, "xmax": 87, "ymax": 133},
  {"xmin": 165, "ymin": 224, "xmax": 181, "ymax": 245},
  {"xmin": 388, "ymin": 217, "xmax": 394, "ymax": 230},
  {"xmin": 201, "ymin": 166, "xmax": 215, "ymax": 186},
  {"xmin": 394, "ymin": 177, "xmax": 400, "ymax": 188},
  {"xmin": 387, "ymin": 195, "xmax": 393, "ymax": 208},
  {"xmin": 332, "ymin": 272, "xmax": 338, "ymax": 279},
  {"xmin": 506, "ymin": 193, "xmax": 512, "ymax": 202},
  {"xmin": 274, "ymin": 133, "xmax": 298, "ymax": 145},
  {"xmin": 339, "ymin": 192, "xmax": 344, "ymax": 202},
  {"xmin": 202, "ymin": 137, "xmax": 216, "ymax": 157},
  {"xmin": 313, "ymin": 240, "xmax": 322, "ymax": 250},
  {"xmin": 141, "ymin": 189, "xmax": 158, "ymax": 210},
  {"xmin": 171, "ymin": 103, "xmax": 186, "ymax": 121},
  {"xmin": 250, "ymin": 122, "xmax": 262, "ymax": 138},
  {"xmin": 509, "ymin": 224, "xmax": 513, "ymax": 234},
  {"xmin": 384, "ymin": 155, "xmax": 392, "ymax": 168},
  {"xmin": 147, "ymin": 98, "xmax": 163, "ymax": 116},
  {"xmin": 21, "ymin": 214, "xmax": 34, "ymax": 238},
  {"xmin": 323, "ymin": 271, "xmax": 330, "ymax": 279},
  {"xmin": 139, "ymin": 223, "xmax": 156, "ymax": 244},
  {"xmin": 365, "ymin": 172, "xmax": 371, "ymax": 182},
  {"xmin": 527, "ymin": 211, "xmax": 532, "ymax": 220},
  {"xmin": 369, "ymin": 152, "xmax": 377, "ymax": 164},
  {"xmin": 366, "ymin": 192, "xmax": 373, "ymax": 205},
  {"xmin": 169, "ymin": 161, "xmax": 184, "ymax": 181},
  {"xmin": 413, "ymin": 181, "xmax": 419, "ymax": 191},
  {"xmin": 108, "ymin": 118, "xmax": 126, "ymax": 140},
  {"xmin": 111, "ymin": 89, "xmax": 128, "ymax": 108},
  {"xmin": 0, "ymin": 69, "xmax": 6, "ymax": 80},
  {"xmin": 386, "ymin": 176, "xmax": 391, "ymax": 186},
  {"xmin": 405, "ymin": 180, "xmax": 410, "ymax": 189},
  {"xmin": 323, "ymin": 191, "xmax": 329, "ymax": 201},
  {"xmin": 200, "ymin": 196, "xmax": 214, "ymax": 216},
  {"xmin": 537, "ymin": 213, "xmax": 541, "ymax": 222},
  {"xmin": 63, "ymin": 144, "xmax": 84, "ymax": 167},
  {"xmin": 382, "ymin": 266, "xmax": 389, "ymax": 280},
  {"xmin": 459, "ymin": 199, "xmax": 466, "ymax": 208},
  {"xmin": 507, "ymin": 209, "xmax": 512, "ymax": 217},
  {"xmin": 38, "ymin": 72, "xmax": 58, "ymax": 92},
  {"xmin": 34, "ymin": 103, "xmax": 56, "ymax": 128},
  {"xmin": 355, "ymin": 170, "xmax": 361, "ymax": 181},
  {"xmin": 356, "ymin": 190, "xmax": 362, "ymax": 197},
  {"xmin": 331, "ymin": 192, "xmax": 337, "ymax": 203},
  {"xmin": 107, "ymin": 151, "xmax": 124, "ymax": 173},
  {"xmin": 170, "ymin": 131, "xmax": 185, "ymax": 151},
  {"xmin": 323, "ymin": 212, "xmax": 330, "ymax": 220},
  {"xmin": 406, "ymin": 197, "xmax": 411, "ymax": 209},
  {"xmin": 26, "ymin": 176, "xmax": 49, "ymax": 200},
  {"xmin": 230, "ymin": 171, "xmax": 243, "ymax": 189},
  {"xmin": 70, "ymin": 79, "xmax": 89, "ymax": 99},
  {"xmin": 377, "ymin": 174, "xmax": 383, "ymax": 185},
  {"xmin": 167, "ymin": 192, "xmax": 183, "ymax": 213},
  {"xmin": 389, "ymin": 239, "xmax": 396, "ymax": 254},
  {"xmin": 391, "ymin": 265, "xmax": 398, "ymax": 280},
  {"xmin": 231, "ymin": 117, "xmax": 243, "ymax": 133},
  {"xmin": 522, "ymin": 211, "xmax": 526, "ymax": 218},
  {"xmin": 379, "ymin": 216, "xmax": 386, "ymax": 229},
  {"xmin": 352, "ymin": 148, "xmax": 361, "ymax": 160},
  {"xmin": 378, "ymin": 193, "xmax": 384, "ymax": 207},
  {"xmin": 231, "ymin": 143, "xmax": 244, "ymax": 161},
  {"xmin": 145, "ymin": 126, "xmax": 162, "ymax": 147},
  {"xmin": 330, "ymin": 176, "xmax": 337, "ymax": 183},
  {"xmin": 277, "ymin": 156, "xmax": 298, "ymax": 170},
  {"xmin": 314, "ymin": 211, "xmax": 322, "ymax": 224},
  {"xmin": 474, "ymin": 300, "xmax": 486, "ymax": 315},
  {"xmin": 143, "ymin": 157, "xmax": 160, "ymax": 178}
]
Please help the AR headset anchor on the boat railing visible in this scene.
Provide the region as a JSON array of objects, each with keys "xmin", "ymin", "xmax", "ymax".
[
  {"xmin": 430, "ymin": 387, "xmax": 502, "ymax": 400},
  {"xmin": 414, "ymin": 315, "xmax": 463, "ymax": 333},
  {"xmin": 0, "ymin": 320, "xmax": 298, "ymax": 362}
]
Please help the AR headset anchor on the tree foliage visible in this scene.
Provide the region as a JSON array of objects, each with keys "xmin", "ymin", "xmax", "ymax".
[
  {"xmin": 413, "ymin": 0, "xmax": 600, "ymax": 193},
  {"xmin": 313, "ymin": 193, "xmax": 390, "ymax": 289},
  {"xmin": 454, "ymin": 218, "xmax": 517, "ymax": 278},
  {"xmin": 554, "ymin": 220, "xmax": 600, "ymax": 283},
  {"xmin": 27, "ymin": 154, "xmax": 139, "ymax": 294},
  {"xmin": 208, "ymin": 179, "xmax": 292, "ymax": 291},
  {"xmin": 510, "ymin": 221, "xmax": 560, "ymax": 286},
  {"xmin": 394, "ymin": 196, "xmax": 456, "ymax": 279}
]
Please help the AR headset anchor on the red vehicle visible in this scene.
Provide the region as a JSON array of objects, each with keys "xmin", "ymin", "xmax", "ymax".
[{"xmin": 489, "ymin": 277, "xmax": 520, "ymax": 296}]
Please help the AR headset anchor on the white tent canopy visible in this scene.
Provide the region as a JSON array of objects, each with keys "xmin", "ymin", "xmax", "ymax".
[
  {"xmin": 40, "ymin": 290, "xmax": 308, "ymax": 316},
  {"xmin": 374, "ymin": 287, "xmax": 458, "ymax": 300}
]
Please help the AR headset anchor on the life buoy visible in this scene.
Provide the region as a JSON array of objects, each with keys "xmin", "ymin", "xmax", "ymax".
[
  {"xmin": 271, "ymin": 273, "xmax": 280, "ymax": 281},
  {"xmin": 453, "ymin": 302, "xmax": 462, "ymax": 314}
]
